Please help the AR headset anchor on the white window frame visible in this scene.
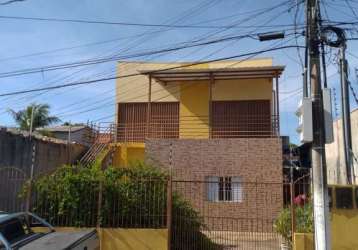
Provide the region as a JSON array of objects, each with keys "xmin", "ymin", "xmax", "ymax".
[{"xmin": 206, "ymin": 176, "xmax": 243, "ymax": 202}]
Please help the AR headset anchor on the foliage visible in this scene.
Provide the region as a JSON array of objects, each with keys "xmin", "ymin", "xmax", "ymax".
[
  {"xmin": 274, "ymin": 202, "xmax": 313, "ymax": 244},
  {"xmin": 171, "ymin": 192, "xmax": 221, "ymax": 250},
  {"xmin": 295, "ymin": 203, "xmax": 314, "ymax": 234},
  {"xmin": 274, "ymin": 206, "xmax": 292, "ymax": 244},
  {"xmin": 29, "ymin": 162, "xmax": 220, "ymax": 249},
  {"xmin": 8, "ymin": 103, "xmax": 60, "ymax": 131}
]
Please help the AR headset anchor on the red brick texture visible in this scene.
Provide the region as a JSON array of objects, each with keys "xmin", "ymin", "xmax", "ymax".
[{"xmin": 145, "ymin": 138, "xmax": 283, "ymax": 231}]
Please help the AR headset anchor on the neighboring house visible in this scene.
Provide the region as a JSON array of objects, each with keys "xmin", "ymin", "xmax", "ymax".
[
  {"xmin": 0, "ymin": 127, "xmax": 86, "ymax": 212},
  {"xmin": 37, "ymin": 125, "xmax": 92, "ymax": 146},
  {"xmin": 82, "ymin": 58, "xmax": 286, "ymax": 231},
  {"xmin": 326, "ymin": 108, "xmax": 358, "ymax": 184}
]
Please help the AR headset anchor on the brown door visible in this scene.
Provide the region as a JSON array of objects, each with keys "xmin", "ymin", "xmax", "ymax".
[
  {"xmin": 117, "ymin": 102, "xmax": 179, "ymax": 142},
  {"xmin": 211, "ymin": 100, "xmax": 271, "ymax": 138}
]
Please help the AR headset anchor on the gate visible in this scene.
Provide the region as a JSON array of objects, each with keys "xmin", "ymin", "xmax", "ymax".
[
  {"xmin": 0, "ymin": 167, "xmax": 28, "ymax": 213},
  {"xmin": 170, "ymin": 179, "xmax": 284, "ymax": 250}
]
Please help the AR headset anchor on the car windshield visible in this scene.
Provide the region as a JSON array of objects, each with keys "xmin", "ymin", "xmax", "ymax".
[
  {"xmin": 0, "ymin": 216, "xmax": 33, "ymax": 244},
  {"xmin": 0, "ymin": 213, "xmax": 54, "ymax": 249}
]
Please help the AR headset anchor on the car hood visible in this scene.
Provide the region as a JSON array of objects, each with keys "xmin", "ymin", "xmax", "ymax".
[{"xmin": 19, "ymin": 229, "xmax": 97, "ymax": 250}]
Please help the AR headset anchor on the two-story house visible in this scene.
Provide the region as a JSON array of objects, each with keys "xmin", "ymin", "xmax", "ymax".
[
  {"xmin": 79, "ymin": 59, "xmax": 285, "ymax": 241},
  {"xmin": 113, "ymin": 59, "xmax": 283, "ymax": 176}
]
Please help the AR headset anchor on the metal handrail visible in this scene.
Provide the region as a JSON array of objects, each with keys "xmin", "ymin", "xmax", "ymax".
[{"xmin": 89, "ymin": 114, "xmax": 280, "ymax": 143}]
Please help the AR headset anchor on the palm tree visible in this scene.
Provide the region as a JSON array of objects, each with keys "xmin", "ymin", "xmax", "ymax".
[{"xmin": 8, "ymin": 103, "xmax": 60, "ymax": 131}]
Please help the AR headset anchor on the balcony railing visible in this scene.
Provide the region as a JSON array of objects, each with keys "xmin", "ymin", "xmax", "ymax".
[{"xmin": 89, "ymin": 115, "xmax": 279, "ymax": 144}]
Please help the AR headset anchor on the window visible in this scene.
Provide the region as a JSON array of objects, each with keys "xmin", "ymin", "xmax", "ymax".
[
  {"xmin": 0, "ymin": 217, "xmax": 31, "ymax": 244},
  {"xmin": 207, "ymin": 176, "xmax": 243, "ymax": 202},
  {"xmin": 336, "ymin": 187, "xmax": 353, "ymax": 209}
]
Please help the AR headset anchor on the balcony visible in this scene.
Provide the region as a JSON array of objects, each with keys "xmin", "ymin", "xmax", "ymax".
[{"xmin": 91, "ymin": 115, "xmax": 279, "ymax": 144}]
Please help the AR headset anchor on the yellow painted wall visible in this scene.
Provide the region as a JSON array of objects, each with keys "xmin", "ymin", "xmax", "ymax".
[
  {"xmin": 213, "ymin": 78, "xmax": 272, "ymax": 101},
  {"xmin": 116, "ymin": 59, "xmax": 273, "ymax": 104},
  {"xmin": 294, "ymin": 186, "xmax": 358, "ymax": 249},
  {"xmin": 116, "ymin": 60, "xmax": 276, "ymax": 140},
  {"xmin": 179, "ymin": 81, "xmax": 209, "ymax": 139},
  {"xmin": 100, "ymin": 228, "xmax": 167, "ymax": 250},
  {"xmin": 330, "ymin": 209, "xmax": 358, "ymax": 249},
  {"xmin": 116, "ymin": 60, "xmax": 273, "ymax": 102},
  {"xmin": 294, "ymin": 233, "xmax": 314, "ymax": 250},
  {"xmin": 294, "ymin": 211, "xmax": 358, "ymax": 250},
  {"xmin": 36, "ymin": 227, "xmax": 167, "ymax": 250},
  {"xmin": 116, "ymin": 62, "xmax": 181, "ymax": 104},
  {"xmin": 112, "ymin": 146, "xmax": 124, "ymax": 166},
  {"xmin": 111, "ymin": 143, "xmax": 145, "ymax": 167},
  {"xmin": 116, "ymin": 59, "xmax": 276, "ymax": 143},
  {"xmin": 127, "ymin": 147, "xmax": 145, "ymax": 164},
  {"xmin": 177, "ymin": 78, "xmax": 272, "ymax": 139}
]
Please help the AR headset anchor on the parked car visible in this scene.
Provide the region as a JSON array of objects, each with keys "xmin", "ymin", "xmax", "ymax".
[{"xmin": 0, "ymin": 212, "xmax": 99, "ymax": 250}]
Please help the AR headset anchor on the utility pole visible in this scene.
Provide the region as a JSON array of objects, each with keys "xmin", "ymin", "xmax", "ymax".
[
  {"xmin": 26, "ymin": 104, "xmax": 36, "ymax": 214},
  {"xmin": 339, "ymin": 43, "xmax": 354, "ymax": 184},
  {"xmin": 29, "ymin": 105, "xmax": 35, "ymax": 139},
  {"xmin": 67, "ymin": 123, "xmax": 72, "ymax": 164},
  {"xmin": 306, "ymin": 0, "xmax": 331, "ymax": 249}
]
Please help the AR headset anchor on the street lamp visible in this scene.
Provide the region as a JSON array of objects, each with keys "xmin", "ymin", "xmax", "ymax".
[{"xmin": 258, "ymin": 32, "xmax": 285, "ymax": 41}]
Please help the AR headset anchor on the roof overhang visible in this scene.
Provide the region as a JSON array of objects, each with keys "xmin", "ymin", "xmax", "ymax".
[{"xmin": 139, "ymin": 66, "xmax": 285, "ymax": 83}]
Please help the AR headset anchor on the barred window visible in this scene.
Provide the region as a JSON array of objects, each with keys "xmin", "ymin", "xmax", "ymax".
[{"xmin": 207, "ymin": 176, "xmax": 243, "ymax": 202}]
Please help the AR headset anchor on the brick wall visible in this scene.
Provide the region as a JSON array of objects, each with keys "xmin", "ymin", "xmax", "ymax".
[{"xmin": 146, "ymin": 138, "xmax": 283, "ymax": 231}]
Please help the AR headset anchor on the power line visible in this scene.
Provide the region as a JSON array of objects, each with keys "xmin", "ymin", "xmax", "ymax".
[
  {"xmin": 0, "ymin": 0, "xmax": 26, "ymax": 5},
  {"xmin": 0, "ymin": 31, "xmax": 303, "ymax": 79},
  {"xmin": 50, "ymin": 23, "xmax": 296, "ymax": 117},
  {"xmin": 0, "ymin": 0, "xmax": 221, "ymax": 105},
  {"xmin": 48, "ymin": 35, "xmax": 301, "ymax": 119},
  {"xmin": 25, "ymin": 36, "xmax": 300, "ymax": 121},
  {"xmin": 0, "ymin": 0, "xmax": 236, "ymax": 110},
  {"xmin": 0, "ymin": 6, "xmax": 304, "ymax": 64},
  {"xmin": 0, "ymin": 45, "xmax": 304, "ymax": 98},
  {"xmin": 0, "ymin": 0, "xmax": 225, "ymax": 111},
  {"xmin": 0, "ymin": 14, "xmax": 306, "ymax": 29},
  {"xmin": 0, "ymin": 35, "xmax": 153, "ymax": 63},
  {"xmin": 0, "ymin": 0, "xmax": 300, "ymax": 82},
  {"xmin": 56, "ymin": 78, "xmax": 196, "ymax": 120},
  {"xmin": 0, "ymin": 0, "xmax": 302, "ymax": 119}
]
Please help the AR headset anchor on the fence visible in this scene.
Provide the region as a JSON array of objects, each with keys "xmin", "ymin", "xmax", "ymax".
[
  {"xmin": 171, "ymin": 179, "xmax": 285, "ymax": 250},
  {"xmin": 29, "ymin": 175, "xmax": 168, "ymax": 229},
  {"xmin": 0, "ymin": 167, "xmax": 28, "ymax": 212},
  {"xmin": 0, "ymin": 167, "xmax": 312, "ymax": 250}
]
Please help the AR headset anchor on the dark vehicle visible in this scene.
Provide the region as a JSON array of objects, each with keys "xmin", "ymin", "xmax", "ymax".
[{"xmin": 0, "ymin": 212, "xmax": 99, "ymax": 250}]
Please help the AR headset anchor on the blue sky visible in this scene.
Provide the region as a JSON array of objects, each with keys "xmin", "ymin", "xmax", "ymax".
[{"xmin": 0, "ymin": 0, "xmax": 358, "ymax": 144}]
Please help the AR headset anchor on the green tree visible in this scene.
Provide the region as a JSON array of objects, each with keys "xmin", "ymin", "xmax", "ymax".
[{"xmin": 8, "ymin": 103, "xmax": 60, "ymax": 131}]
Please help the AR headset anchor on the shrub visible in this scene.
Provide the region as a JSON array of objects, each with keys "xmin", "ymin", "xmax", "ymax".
[
  {"xmin": 29, "ymin": 162, "xmax": 220, "ymax": 249},
  {"xmin": 274, "ymin": 202, "xmax": 313, "ymax": 245}
]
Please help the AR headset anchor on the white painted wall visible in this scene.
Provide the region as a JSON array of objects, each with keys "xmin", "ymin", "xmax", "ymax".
[{"xmin": 326, "ymin": 108, "xmax": 358, "ymax": 184}]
